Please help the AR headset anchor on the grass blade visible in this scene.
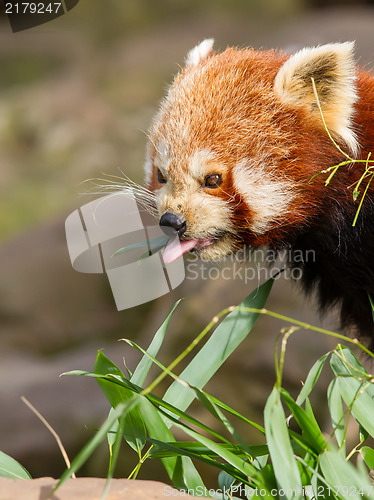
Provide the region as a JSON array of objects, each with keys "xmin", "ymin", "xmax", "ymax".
[{"xmin": 54, "ymin": 397, "xmax": 139, "ymax": 492}]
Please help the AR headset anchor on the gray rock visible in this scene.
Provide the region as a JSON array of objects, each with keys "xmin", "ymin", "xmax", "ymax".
[{"xmin": 0, "ymin": 478, "xmax": 196, "ymax": 500}]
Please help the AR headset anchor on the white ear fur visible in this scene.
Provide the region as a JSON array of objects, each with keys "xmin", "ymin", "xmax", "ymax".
[
  {"xmin": 185, "ymin": 39, "xmax": 214, "ymax": 67},
  {"xmin": 274, "ymin": 42, "xmax": 358, "ymax": 154}
]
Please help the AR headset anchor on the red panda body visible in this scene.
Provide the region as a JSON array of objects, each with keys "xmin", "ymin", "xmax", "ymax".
[{"xmin": 144, "ymin": 40, "xmax": 374, "ymax": 344}]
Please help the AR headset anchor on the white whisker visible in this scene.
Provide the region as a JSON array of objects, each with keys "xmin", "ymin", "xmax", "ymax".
[
  {"xmin": 80, "ymin": 172, "xmax": 158, "ymax": 218},
  {"xmin": 137, "ymin": 128, "xmax": 163, "ymax": 157}
]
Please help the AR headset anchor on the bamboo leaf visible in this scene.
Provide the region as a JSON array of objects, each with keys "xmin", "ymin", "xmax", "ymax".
[
  {"xmin": 137, "ymin": 396, "xmax": 207, "ymax": 494},
  {"xmin": 281, "ymin": 389, "xmax": 326, "ymax": 455},
  {"xmin": 330, "ymin": 347, "xmax": 374, "ymax": 436},
  {"xmin": 368, "ymin": 293, "xmax": 374, "ymax": 322},
  {"xmin": 94, "ymin": 351, "xmax": 146, "ymax": 455},
  {"xmin": 319, "ymin": 448, "xmax": 373, "ymax": 499},
  {"xmin": 149, "ymin": 441, "xmax": 268, "ymax": 459},
  {"xmin": 327, "ymin": 378, "xmax": 345, "ymax": 452},
  {"xmin": 360, "ymin": 446, "xmax": 374, "ymax": 471},
  {"xmin": 296, "ymin": 353, "xmax": 329, "ymax": 406},
  {"xmin": 54, "ymin": 398, "xmax": 139, "ymax": 491},
  {"xmin": 264, "ymin": 387, "xmax": 302, "ymax": 497},
  {"xmin": 0, "ymin": 451, "xmax": 31, "ymax": 480},
  {"xmin": 162, "ymin": 277, "xmax": 274, "ymax": 416},
  {"xmin": 169, "ymin": 419, "xmax": 256, "ymax": 481},
  {"xmin": 124, "ymin": 337, "xmax": 265, "ymax": 435},
  {"xmin": 130, "ymin": 300, "xmax": 181, "ymax": 386},
  {"xmin": 112, "ymin": 235, "xmax": 169, "ymax": 257},
  {"xmin": 106, "ymin": 408, "xmax": 119, "ymax": 458}
]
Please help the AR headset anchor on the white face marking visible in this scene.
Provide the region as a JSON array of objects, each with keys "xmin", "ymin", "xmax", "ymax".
[
  {"xmin": 154, "ymin": 141, "xmax": 170, "ymax": 172},
  {"xmin": 185, "ymin": 39, "xmax": 214, "ymax": 67},
  {"xmin": 189, "ymin": 149, "xmax": 217, "ymax": 180},
  {"xmin": 144, "ymin": 154, "xmax": 152, "ymax": 185},
  {"xmin": 233, "ymin": 160, "xmax": 297, "ymax": 234},
  {"xmin": 152, "ymin": 148, "xmax": 233, "ymax": 240}
]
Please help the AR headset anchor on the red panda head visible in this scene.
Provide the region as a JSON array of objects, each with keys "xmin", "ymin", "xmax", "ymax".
[{"xmin": 144, "ymin": 40, "xmax": 358, "ymax": 261}]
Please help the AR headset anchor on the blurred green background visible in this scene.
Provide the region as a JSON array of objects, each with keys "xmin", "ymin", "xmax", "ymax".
[{"xmin": 0, "ymin": 0, "xmax": 373, "ymax": 487}]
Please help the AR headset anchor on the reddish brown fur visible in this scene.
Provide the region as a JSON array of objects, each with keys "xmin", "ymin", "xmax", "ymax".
[
  {"xmin": 145, "ymin": 43, "xmax": 374, "ymax": 341},
  {"xmin": 148, "ymin": 47, "xmax": 374, "ymax": 243}
]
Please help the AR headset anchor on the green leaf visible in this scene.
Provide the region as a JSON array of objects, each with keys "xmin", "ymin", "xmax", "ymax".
[
  {"xmin": 106, "ymin": 407, "xmax": 119, "ymax": 457},
  {"xmin": 359, "ymin": 424, "xmax": 369, "ymax": 443},
  {"xmin": 139, "ymin": 239, "xmax": 170, "ymax": 261},
  {"xmin": 264, "ymin": 387, "xmax": 302, "ymax": 497},
  {"xmin": 54, "ymin": 397, "xmax": 139, "ymax": 492},
  {"xmin": 149, "ymin": 441, "xmax": 268, "ymax": 459},
  {"xmin": 330, "ymin": 347, "xmax": 374, "ymax": 436},
  {"xmin": 218, "ymin": 471, "xmax": 236, "ymax": 499},
  {"xmin": 113, "ymin": 235, "xmax": 169, "ymax": 257},
  {"xmin": 368, "ymin": 293, "xmax": 374, "ymax": 322},
  {"xmin": 130, "ymin": 300, "xmax": 181, "ymax": 386},
  {"xmin": 189, "ymin": 386, "xmax": 254, "ymax": 458},
  {"xmin": 137, "ymin": 397, "xmax": 207, "ymax": 494},
  {"xmin": 330, "ymin": 346, "xmax": 372, "ymax": 388},
  {"xmin": 125, "ymin": 337, "xmax": 265, "ymax": 436},
  {"xmin": 327, "ymin": 378, "xmax": 345, "ymax": 452},
  {"xmin": 146, "ymin": 431, "xmax": 249, "ymax": 485},
  {"xmin": 296, "ymin": 353, "xmax": 329, "ymax": 406},
  {"xmin": 296, "ymin": 455, "xmax": 335, "ymax": 499},
  {"xmin": 0, "ymin": 451, "xmax": 31, "ymax": 479},
  {"xmin": 104, "ymin": 409, "xmax": 125, "ymax": 497},
  {"xmin": 94, "ymin": 351, "xmax": 146, "ymax": 455},
  {"xmin": 67, "ymin": 367, "xmax": 232, "ymax": 449},
  {"xmin": 202, "ymin": 393, "xmax": 265, "ymax": 435},
  {"xmin": 139, "ymin": 279, "xmax": 271, "ymax": 493},
  {"xmin": 147, "ymin": 440, "xmax": 254, "ymax": 488},
  {"xmin": 319, "ymin": 448, "xmax": 373, "ymax": 499},
  {"xmin": 360, "ymin": 446, "xmax": 374, "ymax": 471},
  {"xmin": 162, "ymin": 277, "xmax": 274, "ymax": 416},
  {"xmin": 281, "ymin": 389, "xmax": 326, "ymax": 455},
  {"xmin": 169, "ymin": 418, "xmax": 256, "ymax": 481}
]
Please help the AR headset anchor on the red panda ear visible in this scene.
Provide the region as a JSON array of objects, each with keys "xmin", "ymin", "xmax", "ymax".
[
  {"xmin": 185, "ymin": 39, "xmax": 214, "ymax": 67},
  {"xmin": 274, "ymin": 42, "xmax": 358, "ymax": 154}
]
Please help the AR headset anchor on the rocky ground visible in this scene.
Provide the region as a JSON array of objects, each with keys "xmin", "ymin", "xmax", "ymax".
[
  {"xmin": 0, "ymin": 0, "xmax": 373, "ymax": 493},
  {"xmin": 0, "ymin": 478, "xmax": 194, "ymax": 499}
]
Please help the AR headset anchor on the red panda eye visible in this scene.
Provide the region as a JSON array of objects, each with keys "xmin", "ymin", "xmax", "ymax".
[
  {"xmin": 204, "ymin": 173, "xmax": 222, "ymax": 188},
  {"xmin": 157, "ymin": 168, "xmax": 167, "ymax": 184}
]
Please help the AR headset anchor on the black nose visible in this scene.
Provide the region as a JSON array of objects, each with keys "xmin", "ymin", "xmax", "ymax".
[{"xmin": 159, "ymin": 212, "xmax": 187, "ymax": 236}]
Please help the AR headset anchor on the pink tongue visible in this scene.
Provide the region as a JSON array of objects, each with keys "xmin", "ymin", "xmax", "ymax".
[{"xmin": 162, "ymin": 238, "xmax": 198, "ymax": 264}]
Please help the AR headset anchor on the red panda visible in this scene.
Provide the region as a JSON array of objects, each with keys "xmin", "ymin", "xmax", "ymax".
[{"xmin": 143, "ymin": 39, "xmax": 374, "ymax": 345}]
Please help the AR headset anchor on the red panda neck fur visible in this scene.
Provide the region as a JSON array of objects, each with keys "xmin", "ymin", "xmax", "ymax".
[{"xmin": 145, "ymin": 40, "xmax": 374, "ymax": 345}]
